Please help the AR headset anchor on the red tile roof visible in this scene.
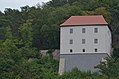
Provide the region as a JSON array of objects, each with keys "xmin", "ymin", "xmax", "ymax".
[{"xmin": 60, "ymin": 15, "xmax": 108, "ymax": 27}]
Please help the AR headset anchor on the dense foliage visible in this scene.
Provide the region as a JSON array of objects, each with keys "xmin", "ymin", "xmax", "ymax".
[{"xmin": 0, "ymin": 0, "xmax": 119, "ymax": 79}]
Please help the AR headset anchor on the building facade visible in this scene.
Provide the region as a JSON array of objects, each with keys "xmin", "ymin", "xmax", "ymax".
[{"xmin": 59, "ymin": 15, "xmax": 112, "ymax": 75}]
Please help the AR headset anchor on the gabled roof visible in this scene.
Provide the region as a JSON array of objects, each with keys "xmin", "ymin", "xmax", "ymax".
[{"xmin": 60, "ymin": 15, "xmax": 108, "ymax": 27}]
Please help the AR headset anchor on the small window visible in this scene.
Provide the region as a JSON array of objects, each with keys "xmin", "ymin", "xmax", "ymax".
[
  {"xmin": 82, "ymin": 39, "xmax": 85, "ymax": 44},
  {"xmin": 94, "ymin": 28, "xmax": 98, "ymax": 33},
  {"xmin": 83, "ymin": 49, "xmax": 85, "ymax": 52},
  {"xmin": 70, "ymin": 49, "xmax": 73, "ymax": 53},
  {"xmin": 70, "ymin": 39, "xmax": 73, "ymax": 44},
  {"xmin": 82, "ymin": 28, "xmax": 86, "ymax": 33},
  {"xmin": 95, "ymin": 49, "xmax": 98, "ymax": 52},
  {"xmin": 94, "ymin": 39, "xmax": 98, "ymax": 44},
  {"xmin": 70, "ymin": 28, "xmax": 73, "ymax": 34}
]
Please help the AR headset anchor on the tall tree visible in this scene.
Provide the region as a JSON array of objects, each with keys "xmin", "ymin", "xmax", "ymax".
[{"xmin": 19, "ymin": 20, "xmax": 33, "ymax": 47}]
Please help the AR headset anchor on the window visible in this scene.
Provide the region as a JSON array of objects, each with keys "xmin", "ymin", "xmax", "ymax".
[
  {"xmin": 82, "ymin": 28, "xmax": 86, "ymax": 33},
  {"xmin": 70, "ymin": 28, "xmax": 73, "ymax": 34},
  {"xmin": 94, "ymin": 39, "xmax": 98, "ymax": 44},
  {"xmin": 83, "ymin": 49, "xmax": 85, "ymax": 52},
  {"xmin": 70, "ymin": 49, "xmax": 73, "ymax": 53},
  {"xmin": 94, "ymin": 28, "xmax": 98, "ymax": 33},
  {"xmin": 82, "ymin": 39, "xmax": 85, "ymax": 44},
  {"xmin": 95, "ymin": 49, "xmax": 98, "ymax": 52},
  {"xmin": 70, "ymin": 39, "xmax": 73, "ymax": 44}
]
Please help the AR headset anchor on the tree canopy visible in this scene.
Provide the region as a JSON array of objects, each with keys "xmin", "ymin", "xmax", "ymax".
[{"xmin": 0, "ymin": 0, "xmax": 119, "ymax": 79}]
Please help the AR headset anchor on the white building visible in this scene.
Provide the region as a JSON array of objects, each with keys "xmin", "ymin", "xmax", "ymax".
[{"xmin": 59, "ymin": 15, "xmax": 112, "ymax": 75}]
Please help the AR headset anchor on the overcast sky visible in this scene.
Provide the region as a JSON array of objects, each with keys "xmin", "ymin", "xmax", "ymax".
[{"xmin": 0, "ymin": 0, "xmax": 50, "ymax": 12}]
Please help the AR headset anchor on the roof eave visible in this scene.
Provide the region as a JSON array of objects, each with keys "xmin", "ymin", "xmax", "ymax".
[{"xmin": 60, "ymin": 24, "xmax": 108, "ymax": 27}]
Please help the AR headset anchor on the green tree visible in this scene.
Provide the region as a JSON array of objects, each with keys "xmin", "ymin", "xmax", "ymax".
[{"xmin": 19, "ymin": 20, "xmax": 33, "ymax": 47}]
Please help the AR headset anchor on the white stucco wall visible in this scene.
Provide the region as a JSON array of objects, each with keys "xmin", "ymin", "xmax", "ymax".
[{"xmin": 60, "ymin": 25, "xmax": 111, "ymax": 55}]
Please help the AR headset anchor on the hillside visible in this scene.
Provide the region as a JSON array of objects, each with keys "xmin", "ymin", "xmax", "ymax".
[{"xmin": 0, "ymin": 0, "xmax": 119, "ymax": 79}]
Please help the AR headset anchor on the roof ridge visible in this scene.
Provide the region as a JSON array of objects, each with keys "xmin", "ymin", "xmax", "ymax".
[{"xmin": 71, "ymin": 15, "xmax": 103, "ymax": 17}]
